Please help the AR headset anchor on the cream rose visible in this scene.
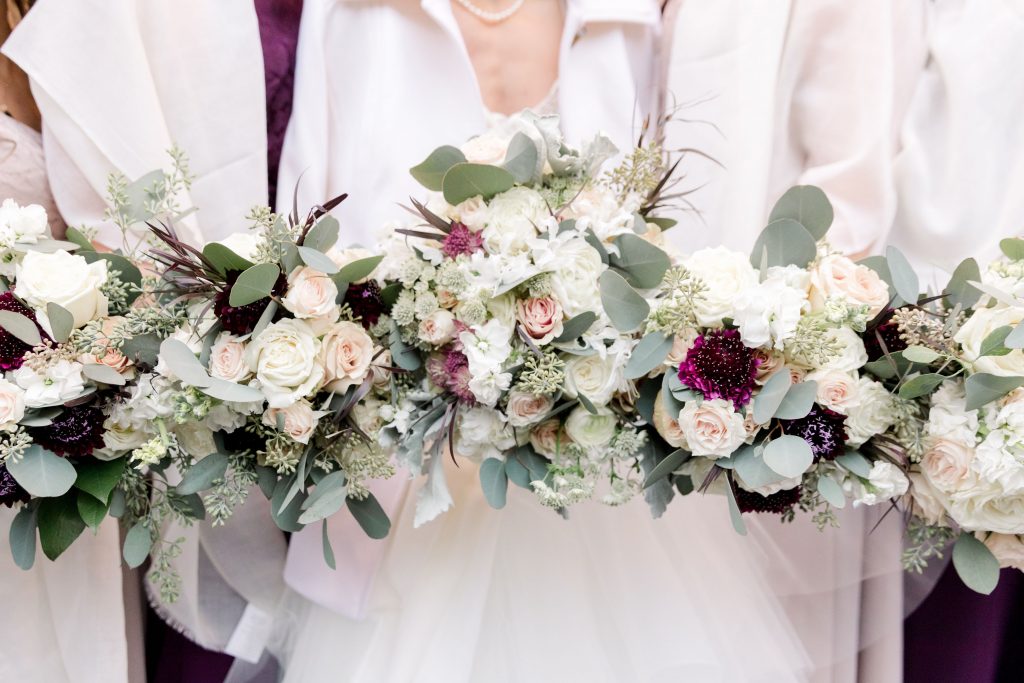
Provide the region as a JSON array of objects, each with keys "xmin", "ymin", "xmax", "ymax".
[
  {"xmin": 461, "ymin": 132, "xmax": 511, "ymax": 165},
  {"xmin": 530, "ymin": 418, "xmax": 570, "ymax": 458},
  {"xmin": 262, "ymin": 400, "xmax": 321, "ymax": 444},
  {"xmin": 682, "ymin": 247, "xmax": 758, "ymax": 327},
  {"xmin": 209, "ymin": 332, "xmax": 251, "ymax": 382},
  {"xmin": 516, "ymin": 296, "xmax": 564, "ymax": 345},
  {"xmin": 282, "ymin": 266, "xmax": 339, "ymax": 320},
  {"xmin": 678, "ymin": 399, "xmax": 746, "ymax": 458},
  {"xmin": 955, "ymin": 305, "xmax": 1024, "ymax": 377},
  {"xmin": 326, "ymin": 247, "xmax": 374, "ymax": 280},
  {"xmin": 809, "ymin": 254, "xmax": 890, "ymax": 317},
  {"xmin": 506, "ymin": 390, "xmax": 554, "ymax": 428},
  {"xmin": 665, "ymin": 332, "xmax": 697, "ymax": 367},
  {"xmin": 806, "ymin": 370, "xmax": 861, "ymax": 415},
  {"xmin": 907, "ymin": 472, "xmax": 949, "ymax": 526},
  {"xmin": 981, "ymin": 532, "xmax": 1024, "ymax": 571},
  {"xmin": 921, "ymin": 437, "xmax": 976, "ymax": 493},
  {"xmin": 245, "ymin": 319, "xmax": 324, "ymax": 408},
  {"xmin": 753, "ymin": 348, "xmax": 787, "ymax": 384},
  {"xmin": 417, "ymin": 309, "xmax": 457, "ymax": 346},
  {"xmin": 563, "ymin": 353, "xmax": 622, "ymax": 406},
  {"xmin": 320, "ymin": 321, "xmax": 375, "ymax": 393},
  {"xmin": 15, "ymin": 250, "xmax": 108, "ymax": 328},
  {"xmin": 0, "ymin": 378, "xmax": 25, "ymax": 431},
  {"xmin": 652, "ymin": 392, "xmax": 687, "ymax": 448},
  {"xmin": 564, "ymin": 405, "xmax": 618, "ymax": 449}
]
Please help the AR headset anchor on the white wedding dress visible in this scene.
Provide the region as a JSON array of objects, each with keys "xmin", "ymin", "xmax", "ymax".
[{"xmin": 273, "ymin": 2, "xmax": 812, "ymax": 681}]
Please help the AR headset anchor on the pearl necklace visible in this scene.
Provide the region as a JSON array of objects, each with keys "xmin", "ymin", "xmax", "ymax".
[{"xmin": 454, "ymin": 0, "xmax": 526, "ymax": 24}]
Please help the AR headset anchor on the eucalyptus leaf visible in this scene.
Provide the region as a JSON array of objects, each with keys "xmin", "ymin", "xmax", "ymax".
[
  {"xmin": 577, "ymin": 393, "xmax": 598, "ymax": 415},
  {"xmin": 9, "ymin": 504, "xmax": 37, "ymax": 570},
  {"xmin": 122, "ymin": 521, "xmax": 153, "ymax": 569},
  {"xmin": 159, "ymin": 338, "xmax": 213, "ymax": 388},
  {"xmin": 980, "ymin": 326, "xmax": 1013, "ymax": 357},
  {"xmin": 584, "ymin": 229, "xmax": 609, "ymax": 264},
  {"xmin": 37, "ymin": 495, "xmax": 86, "ymax": 560},
  {"xmin": 886, "ymin": 246, "xmax": 919, "ymax": 304},
  {"xmin": 298, "ymin": 471, "xmax": 348, "ymax": 525},
  {"xmin": 0, "ymin": 310, "xmax": 41, "ymax": 347},
  {"xmin": 775, "ymin": 381, "xmax": 818, "ymax": 420},
  {"xmin": 965, "ymin": 373, "xmax": 1024, "ymax": 411},
  {"xmin": 176, "ymin": 452, "xmax": 230, "ymax": 496},
  {"xmin": 74, "ymin": 457, "xmax": 126, "ymax": 503},
  {"xmin": 768, "ymin": 186, "xmax": 834, "ymax": 239},
  {"xmin": 952, "ymin": 533, "xmax": 1000, "ymax": 595},
  {"xmin": 638, "ymin": 441, "xmax": 675, "ymax": 518},
  {"xmin": 724, "ymin": 481, "xmax": 748, "ymax": 536},
  {"xmin": 624, "ymin": 332, "xmax": 673, "ymax": 380},
  {"xmin": 945, "ymin": 258, "xmax": 982, "ymax": 310},
  {"xmin": 642, "ymin": 448, "xmax": 688, "ymax": 489},
  {"xmin": 46, "ymin": 303, "xmax": 74, "ymax": 344},
  {"xmin": 410, "ymin": 145, "xmax": 466, "ymax": 191},
  {"xmin": 202, "ymin": 243, "xmax": 254, "ymax": 275},
  {"xmin": 271, "ymin": 477, "xmax": 307, "ymax": 532},
  {"xmin": 552, "ymin": 312, "xmax": 597, "ymax": 343},
  {"xmin": 763, "ymin": 435, "xmax": 814, "ymax": 478},
  {"xmin": 609, "ymin": 234, "xmax": 671, "ymax": 289},
  {"xmin": 321, "ymin": 519, "xmax": 336, "ymax": 570},
  {"xmin": 598, "ymin": 270, "xmax": 649, "ymax": 332},
  {"xmin": 121, "ymin": 333, "xmax": 161, "ymax": 367},
  {"xmin": 836, "ymin": 450, "xmax": 873, "ymax": 478},
  {"xmin": 389, "ymin": 320, "xmax": 422, "ymax": 371},
  {"xmin": 304, "ymin": 216, "xmax": 340, "ymax": 252},
  {"xmin": 505, "ymin": 455, "xmax": 531, "ymax": 489},
  {"xmin": 1000, "ymin": 238, "xmax": 1024, "ymax": 261},
  {"xmin": 442, "ymin": 163, "xmax": 515, "ymax": 205},
  {"xmin": 297, "ymin": 245, "xmax": 340, "ymax": 275},
  {"xmin": 901, "ymin": 345, "xmax": 941, "ymax": 364},
  {"xmin": 734, "ymin": 445, "xmax": 787, "ymax": 490},
  {"xmin": 82, "ymin": 363, "xmax": 127, "ymax": 386},
  {"xmin": 7, "ymin": 445, "xmax": 76, "ymax": 498},
  {"xmin": 64, "ymin": 227, "xmax": 95, "ymax": 251},
  {"xmin": 502, "ymin": 132, "xmax": 540, "ymax": 183},
  {"xmin": 77, "ymin": 490, "xmax": 109, "ymax": 529},
  {"xmin": 347, "ymin": 492, "xmax": 391, "ymax": 539},
  {"xmin": 817, "ymin": 475, "xmax": 847, "ymax": 509},
  {"xmin": 661, "ymin": 372, "xmax": 685, "ymax": 416},
  {"xmin": 753, "ymin": 371, "xmax": 791, "ymax": 424},
  {"xmin": 83, "ymin": 252, "xmax": 143, "ymax": 297},
  {"xmin": 748, "ymin": 218, "xmax": 817, "ymax": 269},
  {"xmin": 899, "ymin": 373, "xmax": 948, "ymax": 400},
  {"xmin": 646, "ymin": 216, "xmax": 677, "ymax": 231},
  {"xmin": 334, "ymin": 255, "xmax": 384, "ymax": 285},
  {"xmin": 201, "ymin": 378, "xmax": 265, "ymax": 403},
  {"xmin": 480, "ymin": 458, "xmax": 508, "ymax": 509},
  {"xmin": 228, "ymin": 263, "xmax": 281, "ymax": 307}
]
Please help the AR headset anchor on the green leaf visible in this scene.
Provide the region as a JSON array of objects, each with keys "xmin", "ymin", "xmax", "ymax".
[
  {"xmin": 9, "ymin": 504, "xmax": 37, "ymax": 569},
  {"xmin": 646, "ymin": 216, "xmax": 677, "ymax": 231},
  {"xmin": 201, "ymin": 378, "xmax": 265, "ymax": 403},
  {"xmin": 158, "ymin": 338, "xmax": 212, "ymax": 388},
  {"xmin": 642, "ymin": 448, "xmax": 687, "ymax": 489},
  {"xmin": 899, "ymin": 373, "xmax": 948, "ymax": 400},
  {"xmin": 82, "ymin": 363, "xmax": 127, "ymax": 386},
  {"xmin": 389, "ymin": 320, "xmax": 422, "ymax": 371},
  {"xmin": 749, "ymin": 218, "xmax": 817, "ymax": 269},
  {"xmin": 304, "ymin": 216, "xmax": 340, "ymax": 253},
  {"xmin": 202, "ymin": 242, "xmax": 254, "ymax": 275},
  {"xmin": 609, "ymin": 234, "xmax": 671, "ymax": 289},
  {"xmin": 584, "ymin": 229, "xmax": 610, "ymax": 265},
  {"xmin": 734, "ymin": 445, "xmax": 787, "ymax": 490},
  {"xmin": 37, "ymin": 495, "xmax": 86, "ymax": 561},
  {"xmin": 1000, "ymin": 238, "xmax": 1024, "ymax": 261},
  {"xmin": 74, "ymin": 457, "xmax": 126, "ymax": 503},
  {"xmin": 753, "ymin": 371, "xmax": 791, "ymax": 424},
  {"xmin": 952, "ymin": 533, "xmax": 1000, "ymax": 595},
  {"xmin": 107, "ymin": 489, "xmax": 126, "ymax": 518},
  {"xmin": 321, "ymin": 519, "xmax": 336, "ymax": 570},
  {"xmin": 817, "ymin": 475, "xmax": 846, "ymax": 509},
  {"xmin": 77, "ymin": 490, "xmax": 109, "ymax": 529},
  {"xmin": 298, "ymin": 471, "xmax": 348, "ymax": 525},
  {"xmin": 901, "ymin": 345, "xmax": 941, "ymax": 364},
  {"xmin": 624, "ymin": 332, "xmax": 673, "ymax": 380},
  {"xmin": 577, "ymin": 393, "xmax": 599, "ymax": 415},
  {"xmin": 836, "ymin": 450, "xmax": 873, "ymax": 478},
  {"xmin": 1006, "ymin": 324, "xmax": 1024, "ymax": 350},
  {"xmin": 333, "ymin": 255, "xmax": 384, "ymax": 285},
  {"xmin": 297, "ymin": 245, "xmax": 340, "ymax": 275},
  {"xmin": 228, "ymin": 263, "xmax": 281, "ymax": 307},
  {"xmin": 724, "ymin": 480, "xmax": 748, "ymax": 535},
  {"xmin": 965, "ymin": 373, "xmax": 1024, "ymax": 411},
  {"xmin": 7, "ymin": 445, "xmax": 77, "ymax": 497},
  {"xmin": 64, "ymin": 227, "xmax": 95, "ymax": 252},
  {"xmin": 479, "ymin": 458, "xmax": 508, "ymax": 509},
  {"xmin": 775, "ymin": 381, "xmax": 818, "ymax": 420},
  {"xmin": 0, "ymin": 310, "xmax": 41, "ymax": 347},
  {"xmin": 980, "ymin": 326, "xmax": 1014, "ymax": 357},
  {"xmin": 442, "ymin": 163, "xmax": 515, "ymax": 205},
  {"xmin": 168, "ymin": 491, "xmax": 206, "ymax": 521},
  {"xmin": 271, "ymin": 477, "xmax": 307, "ymax": 532},
  {"xmin": 46, "ymin": 303, "xmax": 74, "ymax": 344},
  {"xmin": 552, "ymin": 312, "xmax": 597, "ymax": 343},
  {"xmin": 175, "ymin": 452, "xmax": 230, "ymax": 496},
  {"xmin": 410, "ymin": 145, "xmax": 467, "ymax": 191},
  {"xmin": 886, "ymin": 246, "xmax": 919, "ymax": 303},
  {"xmin": 121, "ymin": 333, "xmax": 162, "ymax": 367},
  {"xmin": 598, "ymin": 270, "xmax": 649, "ymax": 332},
  {"xmin": 501, "ymin": 132, "xmax": 539, "ymax": 183},
  {"xmin": 122, "ymin": 521, "xmax": 153, "ymax": 569},
  {"xmin": 768, "ymin": 186, "xmax": 834, "ymax": 239},
  {"xmin": 763, "ymin": 435, "xmax": 814, "ymax": 478},
  {"xmin": 505, "ymin": 455, "xmax": 531, "ymax": 489},
  {"xmin": 945, "ymin": 258, "xmax": 982, "ymax": 310},
  {"xmin": 347, "ymin": 492, "xmax": 391, "ymax": 539}
]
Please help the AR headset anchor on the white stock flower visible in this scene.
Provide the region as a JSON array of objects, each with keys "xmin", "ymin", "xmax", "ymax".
[
  {"xmin": 0, "ymin": 199, "xmax": 48, "ymax": 244},
  {"xmin": 467, "ymin": 369, "xmax": 512, "ymax": 407},
  {"xmin": 12, "ymin": 359, "xmax": 85, "ymax": 407},
  {"xmin": 973, "ymin": 431, "xmax": 1024, "ymax": 495},
  {"xmin": 460, "ymin": 319, "xmax": 513, "ymax": 376},
  {"xmin": 456, "ymin": 405, "xmax": 514, "ymax": 461},
  {"xmin": 682, "ymin": 247, "xmax": 758, "ymax": 327},
  {"xmin": 732, "ymin": 273, "xmax": 808, "ymax": 349},
  {"xmin": 245, "ymin": 319, "xmax": 324, "ymax": 408},
  {"xmin": 15, "ymin": 251, "xmax": 108, "ymax": 328},
  {"xmin": 844, "ymin": 377, "xmax": 896, "ymax": 446},
  {"xmin": 926, "ymin": 381, "xmax": 979, "ymax": 445},
  {"xmin": 480, "ymin": 187, "xmax": 547, "ymax": 255},
  {"xmin": 564, "ymin": 405, "xmax": 618, "ymax": 450},
  {"xmin": 854, "ymin": 461, "xmax": 909, "ymax": 506},
  {"xmin": 678, "ymin": 399, "xmax": 746, "ymax": 459}
]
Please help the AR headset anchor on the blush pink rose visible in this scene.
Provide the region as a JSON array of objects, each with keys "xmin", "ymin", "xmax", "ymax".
[
  {"xmin": 809, "ymin": 254, "xmax": 890, "ymax": 317},
  {"xmin": 320, "ymin": 321, "xmax": 375, "ymax": 393},
  {"xmin": 516, "ymin": 296, "xmax": 564, "ymax": 345}
]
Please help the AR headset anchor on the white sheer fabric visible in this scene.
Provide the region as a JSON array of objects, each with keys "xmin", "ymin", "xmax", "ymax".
[{"xmin": 660, "ymin": 2, "xmax": 927, "ymax": 681}]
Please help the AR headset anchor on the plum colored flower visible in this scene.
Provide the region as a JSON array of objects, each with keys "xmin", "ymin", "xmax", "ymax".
[
  {"xmin": 29, "ymin": 403, "xmax": 106, "ymax": 457},
  {"xmin": 0, "ymin": 292, "xmax": 47, "ymax": 370},
  {"xmin": 862, "ymin": 309, "xmax": 907, "ymax": 362},
  {"xmin": 781, "ymin": 405, "xmax": 848, "ymax": 462},
  {"xmin": 214, "ymin": 270, "xmax": 287, "ymax": 335},
  {"xmin": 0, "ymin": 464, "xmax": 28, "ymax": 507},
  {"xmin": 732, "ymin": 477, "xmax": 802, "ymax": 515},
  {"xmin": 677, "ymin": 329, "xmax": 760, "ymax": 407},
  {"xmin": 346, "ymin": 280, "xmax": 386, "ymax": 328},
  {"xmin": 442, "ymin": 222, "xmax": 484, "ymax": 259},
  {"xmin": 441, "ymin": 349, "xmax": 476, "ymax": 404}
]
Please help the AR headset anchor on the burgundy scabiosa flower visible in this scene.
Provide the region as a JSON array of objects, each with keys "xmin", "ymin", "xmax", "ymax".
[
  {"xmin": 677, "ymin": 329, "xmax": 760, "ymax": 407},
  {"xmin": 862, "ymin": 308, "xmax": 907, "ymax": 362},
  {"xmin": 214, "ymin": 270, "xmax": 287, "ymax": 335},
  {"xmin": 0, "ymin": 464, "xmax": 28, "ymax": 507},
  {"xmin": 442, "ymin": 349, "xmax": 476, "ymax": 405},
  {"xmin": 345, "ymin": 280, "xmax": 385, "ymax": 328},
  {"xmin": 441, "ymin": 222, "xmax": 484, "ymax": 259},
  {"xmin": 781, "ymin": 405, "xmax": 848, "ymax": 462},
  {"xmin": 732, "ymin": 478, "xmax": 802, "ymax": 515},
  {"xmin": 29, "ymin": 403, "xmax": 106, "ymax": 457},
  {"xmin": 0, "ymin": 292, "xmax": 47, "ymax": 370}
]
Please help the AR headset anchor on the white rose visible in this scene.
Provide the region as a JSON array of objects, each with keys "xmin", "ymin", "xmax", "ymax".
[
  {"xmin": 245, "ymin": 319, "xmax": 324, "ymax": 408},
  {"xmin": 921, "ymin": 437, "xmax": 976, "ymax": 493},
  {"xmin": 955, "ymin": 305, "xmax": 1024, "ymax": 377},
  {"xmin": 564, "ymin": 405, "xmax": 618, "ymax": 449},
  {"xmin": 506, "ymin": 390, "xmax": 554, "ymax": 428},
  {"xmin": 949, "ymin": 486, "xmax": 1024, "ymax": 534},
  {"xmin": 652, "ymin": 392, "xmax": 688, "ymax": 448},
  {"xmin": 809, "ymin": 254, "xmax": 890, "ymax": 317},
  {"xmin": 907, "ymin": 472, "xmax": 949, "ymax": 526},
  {"xmin": 456, "ymin": 405, "xmax": 514, "ymax": 461},
  {"xmin": 683, "ymin": 247, "xmax": 758, "ymax": 327},
  {"xmin": 854, "ymin": 461, "xmax": 910, "ymax": 506},
  {"xmin": 981, "ymin": 532, "xmax": 1024, "ymax": 571},
  {"xmin": 926, "ymin": 381, "xmax": 979, "ymax": 444},
  {"xmin": 320, "ymin": 321, "xmax": 375, "ymax": 393},
  {"xmin": 418, "ymin": 309, "xmax": 457, "ymax": 346},
  {"xmin": 102, "ymin": 419, "xmax": 150, "ymax": 452},
  {"xmin": 263, "ymin": 400, "xmax": 322, "ymax": 444},
  {"xmin": 732, "ymin": 274, "xmax": 808, "ymax": 349},
  {"xmin": 678, "ymin": 398, "xmax": 746, "ymax": 458},
  {"xmin": 461, "ymin": 132, "xmax": 511, "ymax": 165},
  {"xmin": 0, "ymin": 378, "xmax": 25, "ymax": 431},
  {"xmin": 12, "ymin": 359, "xmax": 85, "ymax": 407},
  {"xmin": 815, "ymin": 327, "xmax": 869, "ymax": 373},
  {"xmin": 806, "ymin": 370, "xmax": 861, "ymax": 415},
  {"xmin": 844, "ymin": 377, "xmax": 896, "ymax": 446},
  {"xmin": 481, "ymin": 187, "xmax": 547, "ymax": 255},
  {"xmin": 214, "ymin": 232, "xmax": 260, "ymax": 261},
  {"xmin": 209, "ymin": 332, "xmax": 251, "ymax": 382},
  {"xmin": 0, "ymin": 199, "xmax": 48, "ymax": 243},
  {"xmin": 15, "ymin": 251, "xmax": 108, "ymax": 328},
  {"xmin": 735, "ymin": 471, "xmax": 802, "ymax": 497},
  {"xmin": 548, "ymin": 237, "xmax": 606, "ymax": 317},
  {"xmin": 281, "ymin": 266, "xmax": 339, "ymax": 320},
  {"xmin": 563, "ymin": 353, "xmax": 622, "ymax": 406}
]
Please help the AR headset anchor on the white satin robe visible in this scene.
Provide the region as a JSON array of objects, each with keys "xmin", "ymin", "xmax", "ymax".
[
  {"xmin": 661, "ymin": 2, "xmax": 927, "ymax": 682},
  {"xmin": 2, "ymin": 0, "xmax": 288, "ymax": 671}
]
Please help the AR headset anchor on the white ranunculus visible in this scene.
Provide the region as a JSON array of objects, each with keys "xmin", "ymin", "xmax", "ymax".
[
  {"xmin": 451, "ymin": 196, "xmax": 489, "ymax": 232},
  {"xmin": 816, "ymin": 327, "xmax": 869, "ymax": 373},
  {"xmin": 456, "ymin": 405, "xmax": 514, "ymax": 461},
  {"xmin": 480, "ymin": 187, "xmax": 547, "ymax": 255},
  {"xmin": 102, "ymin": 418, "xmax": 150, "ymax": 452},
  {"xmin": 467, "ymin": 369, "xmax": 512, "ymax": 408},
  {"xmin": 245, "ymin": 319, "xmax": 324, "ymax": 408},
  {"xmin": 682, "ymin": 247, "xmax": 759, "ymax": 327},
  {"xmin": 0, "ymin": 199, "xmax": 48, "ymax": 244},
  {"xmin": 563, "ymin": 353, "xmax": 622, "ymax": 406},
  {"xmin": 732, "ymin": 274, "xmax": 808, "ymax": 349},
  {"xmin": 678, "ymin": 398, "xmax": 746, "ymax": 459},
  {"xmin": 0, "ymin": 378, "xmax": 25, "ymax": 431},
  {"xmin": 262, "ymin": 400, "xmax": 323, "ymax": 444},
  {"xmin": 854, "ymin": 461, "xmax": 910, "ymax": 506},
  {"xmin": 214, "ymin": 232, "xmax": 260, "ymax": 261},
  {"xmin": 12, "ymin": 359, "xmax": 85, "ymax": 407},
  {"xmin": 548, "ymin": 237, "xmax": 606, "ymax": 318},
  {"xmin": 564, "ymin": 405, "xmax": 618, "ymax": 450},
  {"xmin": 282, "ymin": 266, "xmax": 339, "ymax": 320},
  {"xmin": 808, "ymin": 254, "xmax": 890, "ymax": 317},
  {"xmin": 955, "ymin": 305, "xmax": 1024, "ymax": 377},
  {"xmin": 15, "ymin": 251, "xmax": 108, "ymax": 328},
  {"xmin": 320, "ymin": 321, "xmax": 375, "ymax": 394},
  {"xmin": 921, "ymin": 437, "xmax": 977, "ymax": 493},
  {"xmin": 844, "ymin": 377, "xmax": 896, "ymax": 446},
  {"xmin": 981, "ymin": 532, "xmax": 1024, "ymax": 571},
  {"xmin": 209, "ymin": 332, "xmax": 250, "ymax": 383},
  {"xmin": 806, "ymin": 369, "xmax": 861, "ymax": 415},
  {"xmin": 506, "ymin": 391, "xmax": 555, "ymax": 428}
]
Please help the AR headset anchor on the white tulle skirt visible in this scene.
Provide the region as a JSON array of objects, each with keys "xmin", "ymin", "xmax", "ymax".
[{"xmin": 276, "ymin": 458, "xmax": 817, "ymax": 683}]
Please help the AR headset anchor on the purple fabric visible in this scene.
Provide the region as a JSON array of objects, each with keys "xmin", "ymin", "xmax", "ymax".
[
  {"xmin": 255, "ymin": 0, "xmax": 303, "ymax": 207},
  {"xmin": 148, "ymin": 621, "xmax": 234, "ymax": 683},
  {"xmin": 905, "ymin": 565, "xmax": 1024, "ymax": 682}
]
